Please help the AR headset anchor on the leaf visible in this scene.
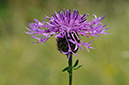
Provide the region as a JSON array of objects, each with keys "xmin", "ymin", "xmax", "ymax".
[
  {"xmin": 73, "ymin": 65, "xmax": 82, "ymax": 70},
  {"xmin": 62, "ymin": 67, "xmax": 69, "ymax": 72},
  {"xmin": 73, "ymin": 60, "xmax": 79, "ymax": 67}
]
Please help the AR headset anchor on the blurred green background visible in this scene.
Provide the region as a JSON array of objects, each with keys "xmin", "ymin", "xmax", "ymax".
[{"xmin": 0, "ymin": 0, "xmax": 129, "ymax": 85}]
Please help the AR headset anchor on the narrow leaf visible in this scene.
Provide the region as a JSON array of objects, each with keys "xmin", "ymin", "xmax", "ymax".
[
  {"xmin": 73, "ymin": 65, "xmax": 82, "ymax": 70},
  {"xmin": 73, "ymin": 60, "xmax": 79, "ymax": 67},
  {"xmin": 62, "ymin": 67, "xmax": 69, "ymax": 72}
]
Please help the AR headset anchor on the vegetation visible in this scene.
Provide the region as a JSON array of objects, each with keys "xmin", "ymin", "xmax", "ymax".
[{"xmin": 0, "ymin": 0, "xmax": 129, "ymax": 85}]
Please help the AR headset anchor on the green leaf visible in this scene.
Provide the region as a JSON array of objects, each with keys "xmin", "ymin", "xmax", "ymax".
[
  {"xmin": 62, "ymin": 67, "xmax": 69, "ymax": 72},
  {"xmin": 73, "ymin": 60, "xmax": 79, "ymax": 67},
  {"xmin": 73, "ymin": 65, "xmax": 82, "ymax": 70}
]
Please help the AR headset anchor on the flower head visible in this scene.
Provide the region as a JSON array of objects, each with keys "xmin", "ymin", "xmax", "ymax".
[{"xmin": 26, "ymin": 9, "xmax": 110, "ymax": 61}]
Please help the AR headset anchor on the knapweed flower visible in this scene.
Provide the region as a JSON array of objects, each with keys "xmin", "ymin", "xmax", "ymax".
[{"xmin": 25, "ymin": 9, "xmax": 110, "ymax": 61}]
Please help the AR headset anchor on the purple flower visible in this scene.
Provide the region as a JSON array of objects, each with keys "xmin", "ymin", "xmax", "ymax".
[{"xmin": 26, "ymin": 9, "xmax": 110, "ymax": 61}]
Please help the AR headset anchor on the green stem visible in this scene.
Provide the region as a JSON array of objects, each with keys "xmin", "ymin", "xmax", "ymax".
[{"xmin": 68, "ymin": 53, "xmax": 72, "ymax": 85}]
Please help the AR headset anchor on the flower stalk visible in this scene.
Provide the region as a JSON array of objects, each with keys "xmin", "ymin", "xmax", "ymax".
[
  {"xmin": 62, "ymin": 53, "xmax": 82, "ymax": 85},
  {"xmin": 68, "ymin": 53, "xmax": 72, "ymax": 85}
]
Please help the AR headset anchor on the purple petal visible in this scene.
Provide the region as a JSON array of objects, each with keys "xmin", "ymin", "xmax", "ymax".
[{"xmin": 99, "ymin": 14, "xmax": 106, "ymax": 21}]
